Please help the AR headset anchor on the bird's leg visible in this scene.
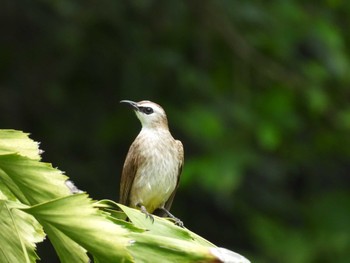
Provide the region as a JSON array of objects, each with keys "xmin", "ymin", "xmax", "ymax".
[
  {"xmin": 137, "ymin": 203, "xmax": 154, "ymax": 223},
  {"xmin": 158, "ymin": 207, "xmax": 184, "ymax": 227}
]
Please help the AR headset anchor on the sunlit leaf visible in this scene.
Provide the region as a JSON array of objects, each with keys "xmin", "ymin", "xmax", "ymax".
[
  {"xmin": 0, "ymin": 154, "xmax": 70, "ymax": 205},
  {"xmin": 0, "ymin": 200, "xmax": 45, "ymax": 263},
  {"xmin": 24, "ymin": 194, "xmax": 132, "ymax": 263},
  {"xmin": 0, "ymin": 130, "xmax": 41, "ymax": 160}
]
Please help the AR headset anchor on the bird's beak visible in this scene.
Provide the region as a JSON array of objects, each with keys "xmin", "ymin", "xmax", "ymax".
[{"xmin": 120, "ymin": 100, "xmax": 139, "ymax": 111}]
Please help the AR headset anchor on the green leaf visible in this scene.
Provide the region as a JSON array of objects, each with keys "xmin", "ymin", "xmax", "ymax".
[
  {"xmin": 42, "ymin": 225, "xmax": 88, "ymax": 263},
  {"xmin": 23, "ymin": 194, "xmax": 133, "ymax": 263},
  {"xmin": 120, "ymin": 203, "xmax": 202, "ymax": 242},
  {"xmin": 98, "ymin": 201, "xmax": 251, "ymax": 262},
  {"xmin": 0, "ymin": 200, "xmax": 45, "ymax": 263},
  {"xmin": 0, "ymin": 154, "xmax": 70, "ymax": 205},
  {"xmin": 116, "ymin": 204, "xmax": 226, "ymax": 263},
  {"xmin": 0, "ymin": 130, "xmax": 41, "ymax": 160},
  {"xmin": 99, "ymin": 200, "xmax": 215, "ymax": 247}
]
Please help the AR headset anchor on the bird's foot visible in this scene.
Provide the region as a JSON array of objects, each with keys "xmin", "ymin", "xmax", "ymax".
[
  {"xmin": 139, "ymin": 204, "xmax": 154, "ymax": 223},
  {"xmin": 159, "ymin": 208, "xmax": 184, "ymax": 228},
  {"xmin": 173, "ymin": 218, "xmax": 184, "ymax": 228}
]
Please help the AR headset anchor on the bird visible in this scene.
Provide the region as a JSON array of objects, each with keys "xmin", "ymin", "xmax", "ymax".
[{"xmin": 119, "ymin": 100, "xmax": 184, "ymax": 226}]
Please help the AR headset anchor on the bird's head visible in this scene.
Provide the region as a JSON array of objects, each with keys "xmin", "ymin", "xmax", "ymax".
[{"xmin": 120, "ymin": 100, "xmax": 169, "ymax": 129}]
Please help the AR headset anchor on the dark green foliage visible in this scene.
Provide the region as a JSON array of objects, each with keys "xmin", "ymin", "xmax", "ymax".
[{"xmin": 1, "ymin": 1, "xmax": 350, "ymax": 262}]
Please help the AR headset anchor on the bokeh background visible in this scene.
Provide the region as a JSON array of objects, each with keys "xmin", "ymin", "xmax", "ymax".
[{"xmin": 1, "ymin": 1, "xmax": 350, "ymax": 262}]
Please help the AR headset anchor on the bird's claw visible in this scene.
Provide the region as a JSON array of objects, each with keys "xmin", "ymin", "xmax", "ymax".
[
  {"xmin": 158, "ymin": 207, "xmax": 184, "ymax": 227},
  {"xmin": 140, "ymin": 205, "xmax": 154, "ymax": 223},
  {"xmin": 145, "ymin": 212, "xmax": 155, "ymax": 223},
  {"xmin": 174, "ymin": 218, "xmax": 184, "ymax": 228}
]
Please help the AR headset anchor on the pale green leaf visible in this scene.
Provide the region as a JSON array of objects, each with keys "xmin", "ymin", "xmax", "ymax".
[
  {"xmin": 98, "ymin": 201, "xmax": 250, "ymax": 263},
  {"xmin": 0, "ymin": 200, "xmax": 45, "ymax": 263},
  {"xmin": 117, "ymin": 203, "xmax": 206, "ymax": 244},
  {"xmin": 0, "ymin": 154, "xmax": 70, "ymax": 205},
  {"xmin": 0, "ymin": 167, "xmax": 29, "ymax": 204},
  {"xmin": 112, "ymin": 204, "xmax": 220, "ymax": 262},
  {"xmin": 128, "ymin": 232, "xmax": 216, "ymax": 263},
  {"xmin": 42, "ymin": 224, "xmax": 88, "ymax": 263},
  {"xmin": 0, "ymin": 130, "xmax": 41, "ymax": 160},
  {"xmin": 23, "ymin": 194, "xmax": 133, "ymax": 263}
]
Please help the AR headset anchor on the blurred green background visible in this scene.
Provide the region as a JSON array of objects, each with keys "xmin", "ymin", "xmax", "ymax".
[{"xmin": 1, "ymin": 1, "xmax": 350, "ymax": 262}]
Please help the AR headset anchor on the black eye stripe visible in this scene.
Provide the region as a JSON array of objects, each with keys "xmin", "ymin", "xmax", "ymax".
[{"xmin": 139, "ymin": 106, "xmax": 154, "ymax": 115}]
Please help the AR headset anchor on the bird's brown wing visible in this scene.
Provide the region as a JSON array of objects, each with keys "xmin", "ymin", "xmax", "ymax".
[
  {"xmin": 119, "ymin": 143, "xmax": 139, "ymax": 205},
  {"xmin": 156, "ymin": 139, "xmax": 184, "ymax": 216}
]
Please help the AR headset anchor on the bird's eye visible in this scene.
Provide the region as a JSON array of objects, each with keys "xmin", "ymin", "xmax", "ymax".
[{"xmin": 142, "ymin": 107, "xmax": 154, "ymax": 115}]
